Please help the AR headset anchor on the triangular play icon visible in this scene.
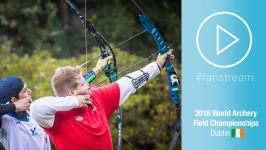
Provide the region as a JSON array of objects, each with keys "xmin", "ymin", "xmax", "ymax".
[{"xmin": 216, "ymin": 25, "xmax": 239, "ymax": 55}]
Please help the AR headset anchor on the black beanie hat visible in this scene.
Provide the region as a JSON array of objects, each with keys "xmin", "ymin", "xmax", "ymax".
[{"xmin": 0, "ymin": 76, "xmax": 24, "ymax": 104}]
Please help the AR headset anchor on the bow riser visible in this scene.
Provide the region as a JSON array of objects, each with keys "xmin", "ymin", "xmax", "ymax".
[
  {"xmin": 166, "ymin": 67, "xmax": 180, "ymax": 105},
  {"xmin": 138, "ymin": 14, "xmax": 180, "ymax": 105}
]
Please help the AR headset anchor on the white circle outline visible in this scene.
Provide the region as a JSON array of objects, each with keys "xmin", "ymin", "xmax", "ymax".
[{"xmin": 196, "ymin": 11, "xmax": 252, "ymax": 68}]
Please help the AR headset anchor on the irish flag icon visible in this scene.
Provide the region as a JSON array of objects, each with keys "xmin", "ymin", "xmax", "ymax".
[{"xmin": 231, "ymin": 128, "xmax": 245, "ymax": 138}]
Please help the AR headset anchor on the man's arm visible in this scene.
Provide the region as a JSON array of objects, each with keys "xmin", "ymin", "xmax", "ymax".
[
  {"xmin": 0, "ymin": 97, "xmax": 31, "ymax": 128},
  {"xmin": 117, "ymin": 61, "xmax": 161, "ymax": 105},
  {"xmin": 0, "ymin": 96, "xmax": 31, "ymax": 116},
  {"xmin": 0, "ymin": 103, "xmax": 16, "ymax": 116},
  {"xmin": 30, "ymin": 96, "xmax": 90, "ymax": 128},
  {"xmin": 91, "ymin": 50, "xmax": 174, "ymax": 116},
  {"xmin": 84, "ymin": 56, "xmax": 110, "ymax": 83},
  {"xmin": 117, "ymin": 49, "xmax": 174, "ymax": 105},
  {"xmin": 93, "ymin": 61, "xmax": 160, "ymax": 118},
  {"xmin": 0, "ymin": 103, "xmax": 16, "ymax": 128}
]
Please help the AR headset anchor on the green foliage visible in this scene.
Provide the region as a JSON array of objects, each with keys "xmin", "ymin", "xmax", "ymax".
[
  {"xmin": 0, "ymin": 0, "xmax": 181, "ymax": 60},
  {"xmin": 0, "ymin": 39, "xmax": 180, "ymax": 149},
  {"xmin": 0, "ymin": 0, "xmax": 181, "ymax": 149}
]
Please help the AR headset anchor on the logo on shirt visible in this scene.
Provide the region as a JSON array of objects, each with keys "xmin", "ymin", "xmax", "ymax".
[
  {"xmin": 30, "ymin": 127, "xmax": 38, "ymax": 136},
  {"xmin": 91, "ymin": 106, "xmax": 97, "ymax": 112},
  {"xmin": 75, "ymin": 116, "xmax": 84, "ymax": 121}
]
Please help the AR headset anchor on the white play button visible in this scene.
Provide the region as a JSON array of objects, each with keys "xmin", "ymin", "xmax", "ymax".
[
  {"xmin": 196, "ymin": 12, "xmax": 252, "ymax": 68},
  {"xmin": 216, "ymin": 25, "xmax": 239, "ymax": 55}
]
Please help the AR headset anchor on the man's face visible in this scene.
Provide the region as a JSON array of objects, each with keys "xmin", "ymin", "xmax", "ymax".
[
  {"xmin": 74, "ymin": 75, "xmax": 90, "ymax": 95},
  {"xmin": 12, "ymin": 84, "xmax": 32, "ymax": 102}
]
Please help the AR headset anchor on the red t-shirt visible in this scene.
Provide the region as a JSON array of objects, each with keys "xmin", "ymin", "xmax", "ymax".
[{"xmin": 44, "ymin": 83, "xmax": 120, "ymax": 150}]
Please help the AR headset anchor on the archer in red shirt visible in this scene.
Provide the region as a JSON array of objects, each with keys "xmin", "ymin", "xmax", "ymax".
[{"xmin": 31, "ymin": 50, "xmax": 175, "ymax": 150}]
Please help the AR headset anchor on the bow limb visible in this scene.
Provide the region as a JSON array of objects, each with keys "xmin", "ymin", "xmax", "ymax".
[
  {"xmin": 64, "ymin": 0, "xmax": 117, "ymax": 83},
  {"xmin": 64, "ymin": 2, "xmax": 122, "ymax": 150},
  {"xmin": 128, "ymin": 0, "xmax": 181, "ymax": 149}
]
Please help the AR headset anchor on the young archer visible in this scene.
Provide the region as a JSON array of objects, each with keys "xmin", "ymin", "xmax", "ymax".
[{"xmin": 31, "ymin": 50, "xmax": 175, "ymax": 150}]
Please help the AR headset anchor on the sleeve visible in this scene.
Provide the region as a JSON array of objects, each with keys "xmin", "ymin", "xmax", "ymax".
[
  {"xmin": 0, "ymin": 104, "xmax": 16, "ymax": 116},
  {"xmin": 92, "ymin": 83, "xmax": 120, "ymax": 118},
  {"xmin": 0, "ymin": 104, "xmax": 16, "ymax": 128},
  {"xmin": 30, "ymin": 96, "xmax": 79, "ymax": 128},
  {"xmin": 116, "ymin": 61, "xmax": 160, "ymax": 105}
]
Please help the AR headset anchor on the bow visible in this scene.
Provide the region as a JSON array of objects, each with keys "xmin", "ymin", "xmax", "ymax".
[
  {"xmin": 128, "ymin": 0, "xmax": 181, "ymax": 149},
  {"xmin": 64, "ymin": 1, "xmax": 123, "ymax": 150},
  {"xmin": 64, "ymin": 0, "xmax": 117, "ymax": 83},
  {"xmin": 64, "ymin": 0, "xmax": 180, "ymax": 149}
]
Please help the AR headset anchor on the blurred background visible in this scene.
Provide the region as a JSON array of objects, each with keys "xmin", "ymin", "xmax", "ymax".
[{"xmin": 0, "ymin": 0, "xmax": 181, "ymax": 149}]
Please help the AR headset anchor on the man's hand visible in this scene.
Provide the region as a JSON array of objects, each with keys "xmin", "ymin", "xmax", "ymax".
[
  {"xmin": 14, "ymin": 96, "xmax": 32, "ymax": 112},
  {"xmin": 76, "ymin": 95, "xmax": 92, "ymax": 107},
  {"xmin": 93, "ymin": 56, "xmax": 111, "ymax": 74},
  {"xmin": 156, "ymin": 49, "xmax": 175, "ymax": 68}
]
